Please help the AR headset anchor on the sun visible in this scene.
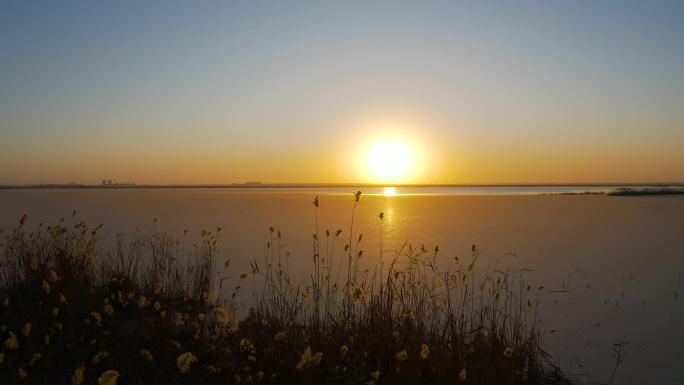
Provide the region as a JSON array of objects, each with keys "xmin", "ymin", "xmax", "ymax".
[
  {"xmin": 366, "ymin": 138, "xmax": 415, "ymax": 182},
  {"xmin": 338, "ymin": 119, "xmax": 439, "ymax": 184}
]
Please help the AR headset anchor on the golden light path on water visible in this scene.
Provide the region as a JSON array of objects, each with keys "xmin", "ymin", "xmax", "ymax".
[{"xmin": 360, "ymin": 186, "xmax": 399, "ymax": 196}]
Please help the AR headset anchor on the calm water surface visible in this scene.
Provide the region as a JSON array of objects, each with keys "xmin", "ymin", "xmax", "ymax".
[{"xmin": 1, "ymin": 188, "xmax": 683, "ymax": 385}]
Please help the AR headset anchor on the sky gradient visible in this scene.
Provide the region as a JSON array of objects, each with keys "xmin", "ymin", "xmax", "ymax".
[{"xmin": 1, "ymin": 0, "xmax": 683, "ymax": 185}]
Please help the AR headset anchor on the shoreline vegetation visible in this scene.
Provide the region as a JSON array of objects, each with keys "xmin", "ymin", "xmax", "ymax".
[
  {"xmin": 606, "ymin": 187, "xmax": 684, "ymax": 196},
  {"xmin": 0, "ymin": 192, "xmax": 572, "ymax": 385},
  {"xmin": 554, "ymin": 187, "xmax": 684, "ymax": 196}
]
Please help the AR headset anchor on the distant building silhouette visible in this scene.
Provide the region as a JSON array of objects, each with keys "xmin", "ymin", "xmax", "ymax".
[{"xmin": 101, "ymin": 179, "xmax": 136, "ymax": 187}]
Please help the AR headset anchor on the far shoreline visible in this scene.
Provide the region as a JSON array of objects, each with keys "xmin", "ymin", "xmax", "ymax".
[{"xmin": 1, "ymin": 182, "xmax": 684, "ymax": 190}]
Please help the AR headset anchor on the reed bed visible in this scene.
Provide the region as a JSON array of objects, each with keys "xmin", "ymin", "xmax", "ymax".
[{"xmin": 0, "ymin": 193, "xmax": 570, "ymax": 385}]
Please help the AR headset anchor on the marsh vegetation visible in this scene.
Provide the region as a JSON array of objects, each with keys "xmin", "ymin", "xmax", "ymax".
[{"xmin": 0, "ymin": 193, "xmax": 570, "ymax": 385}]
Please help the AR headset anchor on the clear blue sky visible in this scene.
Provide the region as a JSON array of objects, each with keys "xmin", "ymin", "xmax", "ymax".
[{"xmin": 1, "ymin": 0, "xmax": 683, "ymax": 184}]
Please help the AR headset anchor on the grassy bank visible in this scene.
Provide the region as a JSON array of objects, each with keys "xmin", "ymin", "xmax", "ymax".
[
  {"xmin": 606, "ymin": 187, "xmax": 684, "ymax": 196},
  {"xmin": 548, "ymin": 187, "xmax": 684, "ymax": 196},
  {"xmin": 1, "ymin": 193, "xmax": 570, "ymax": 385}
]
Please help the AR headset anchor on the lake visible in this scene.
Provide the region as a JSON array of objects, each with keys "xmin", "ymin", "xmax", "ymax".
[{"xmin": 1, "ymin": 187, "xmax": 683, "ymax": 384}]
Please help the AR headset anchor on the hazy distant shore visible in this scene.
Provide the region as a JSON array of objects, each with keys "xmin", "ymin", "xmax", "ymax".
[{"xmin": 1, "ymin": 183, "xmax": 683, "ymax": 190}]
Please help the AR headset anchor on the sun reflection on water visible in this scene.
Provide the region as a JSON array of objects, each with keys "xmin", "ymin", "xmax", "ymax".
[{"xmin": 383, "ymin": 187, "xmax": 397, "ymax": 196}]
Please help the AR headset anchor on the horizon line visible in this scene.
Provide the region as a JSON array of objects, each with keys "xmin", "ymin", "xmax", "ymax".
[{"xmin": 2, "ymin": 182, "xmax": 684, "ymax": 190}]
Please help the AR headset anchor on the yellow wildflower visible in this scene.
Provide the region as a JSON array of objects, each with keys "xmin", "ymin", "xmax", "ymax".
[
  {"xmin": 154, "ymin": 302, "xmax": 161, "ymax": 311},
  {"xmin": 91, "ymin": 312, "xmax": 102, "ymax": 325},
  {"xmin": 274, "ymin": 331, "xmax": 286, "ymax": 342},
  {"xmin": 459, "ymin": 368, "xmax": 467, "ymax": 381},
  {"xmin": 201, "ymin": 291, "xmax": 213, "ymax": 303},
  {"xmin": 92, "ymin": 351, "xmax": 109, "ymax": 365},
  {"xmin": 140, "ymin": 349, "xmax": 154, "ymax": 362},
  {"xmin": 297, "ymin": 346, "xmax": 313, "ymax": 369},
  {"xmin": 229, "ymin": 322, "xmax": 239, "ymax": 333},
  {"xmin": 176, "ymin": 352, "xmax": 198, "ymax": 373},
  {"xmin": 175, "ymin": 313, "xmax": 185, "ymax": 327},
  {"xmin": 138, "ymin": 295, "xmax": 148, "ymax": 308},
  {"xmin": 5, "ymin": 331, "xmax": 19, "ymax": 349},
  {"xmin": 503, "ymin": 347, "xmax": 513, "ymax": 358},
  {"xmin": 340, "ymin": 344, "xmax": 349, "ymax": 357},
  {"xmin": 349, "ymin": 286, "xmax": 364, "ymax": 303},
  {"xmin": 30, "ymin": 352, "xmax": 42, "ymax": 364},
  {"xmin": 103, "ymin": 304, "xmax": 114, "ymax": 316},
  {"xmin": 198, "ymin": 313, "xmax": 205, "ymax": 321},
  {"xmin": 47, "ymin": 270, "xmax": 59, "ymax": 282},
  {"xmin": 97, "ymin": 370, "xmax": 119, "ymax": 385},
  {"xmin": 215, "ymin": 306, "xmax": 229, "ymax": 323},
  {"xmin": 21, "ymin": 323, "xmax": 31, "ymax": 337},
  {"xmin": 312, "ymin": 352, "xmax": 323, "ymax": 365},
  {"xmin": 42, "ymin": 279, "xmax": 50, "ymax": 293},
  {"xmin": 30, "ymin": 257, "xmax": 39, "ymax": 270},
  {"xmin": 160, "ymin": 310, "xmax": 166, "ymax": 318},
  {"xmin": 371, "ymin": 371, "xmax": 381, "ymax": 380},
  {"xmin": 256, "ymin": 371, "xmax": 264, "ymax": 380},
  {"xmin": 394, "ymin": 350, "xmax": 408, "ymax": 362},
  {"xmin": 154, "ymin": 282, "xmax": 163, "ymax": 294},
  {"xmin": 239, "ymin": 338, "xmax": 256, "ymax": 354},
  {"xmin": 420, "ymin": 343, "xmax": 430, "ymax": 359},
  {"xmin": 71, "ymin": 365, "xmax": 85, "ymax": 385}
]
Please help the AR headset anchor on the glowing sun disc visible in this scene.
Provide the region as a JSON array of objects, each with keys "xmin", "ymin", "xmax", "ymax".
[{"xmin": 366, "ymin": 139, "xmax": 414, "ymax": 181}]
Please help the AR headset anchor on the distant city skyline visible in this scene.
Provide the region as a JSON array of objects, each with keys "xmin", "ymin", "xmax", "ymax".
[{"xmin": 1, "ymin": 1, "xmax": 683, "ymax": 185}]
